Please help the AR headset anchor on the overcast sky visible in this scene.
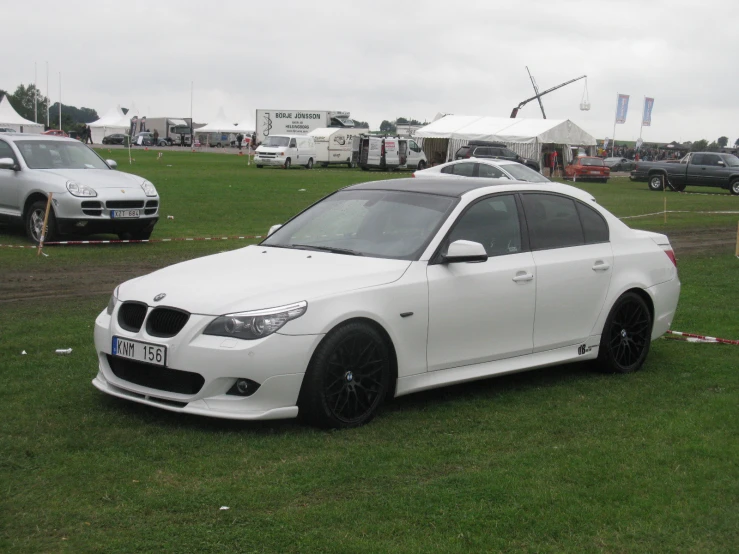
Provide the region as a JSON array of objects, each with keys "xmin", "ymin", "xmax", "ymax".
[{"xmin": 4, "ymin": 0, "xmax": 736, "ymax": 144}]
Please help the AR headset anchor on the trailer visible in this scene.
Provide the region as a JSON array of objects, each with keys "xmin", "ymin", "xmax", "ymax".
[
  {"xmin": 255, "ymin": 110, "xmax": 353, "ymax": 145},
  {"xmin": 144, "ymin": 117, "xmax": 193, "ymax": 146},
  {"xmin": 308, "ymin": 127, "xmax": 365, "ymax": 168}
]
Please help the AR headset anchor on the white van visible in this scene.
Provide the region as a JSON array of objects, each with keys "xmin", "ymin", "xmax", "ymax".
[
  {"xmin": 358, "ymin": 136, "xmax": 427, "ymax": 171},
  {"xmin": 308, "ymin": 127, "xmax": 365, "ymax": 168},
  {"xmin": 254, "ymin": 135, "xmax": 317, "ymax": 169}
]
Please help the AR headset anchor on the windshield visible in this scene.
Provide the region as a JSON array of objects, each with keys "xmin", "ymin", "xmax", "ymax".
[
  {"xmin": 722, "ymin": 154, "xmax": 739, "ymax": 167},
  {"xmin": 263, "ymin": 136, "xmax": 290, "ymax": 147},
  {"xmin": 262, "ymin": 189, "xmax": 457, "ymax": 260},
  {"xmin": 503, "ymin": 163, "xmax": 550, "ymax": 182},
  {"xmin": 581, "ymin": 158, "xmax": 605, "ymax": 167},
  {"xmin": 16, "ymin": 140, "xmax": 109, "ymax": 170}
]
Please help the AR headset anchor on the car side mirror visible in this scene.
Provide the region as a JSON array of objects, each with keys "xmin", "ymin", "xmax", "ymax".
[
  {"xmin": 106, "ymin": 159, "xmax": 118, "ymax": 169},
  {"xmin": 268, "ymin": 224, "xmax": 282, "ymax": 236},
  {"xmin": 0, "ymin": 157, "xmax": 18, "ymax": 171},
  {"xmin": 443, "ymin": 240, "xmax": 488, "ymax": 263},
  {"xmin": 717, "ymin": 160, "xmax": 725, "ymax": 166}
]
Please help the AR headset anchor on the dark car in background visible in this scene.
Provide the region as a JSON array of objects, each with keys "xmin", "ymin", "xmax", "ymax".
[
  {"xmin": 604, "ymin": 157, "xmax": 636, "ymax": 172},
  {"xmin": 455, "ymin": 140, "xmax": 540, "ymax": 171},
  {"xmin": 102, "ymin": 133, "xmax": 128, "ymax": 145}
]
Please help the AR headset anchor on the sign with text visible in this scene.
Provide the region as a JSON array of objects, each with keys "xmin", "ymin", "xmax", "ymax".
[
  {"xmin": 642, "ymin": 97, "xmax": 654, "ymax": 127},
  {"xmin": 615, "ymin": 94, "xmax": 630, "ymax": 124}
]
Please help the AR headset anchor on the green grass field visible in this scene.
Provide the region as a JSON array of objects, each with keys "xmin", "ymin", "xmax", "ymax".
[{"xmin": 1, "ymin": 150, "xmax": 738, "ymax": 552}]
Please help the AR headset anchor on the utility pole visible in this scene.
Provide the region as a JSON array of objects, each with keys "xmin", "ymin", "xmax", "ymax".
[
  {"xmin": 46, "ymin": 62, "xmax": 49, "ymax": 128},
  {"xmin": 58, "ymin": 72, "xmax": 62, "ymax": 130},
  {"xmin": 34, "ymin": 62, "xmax": 38, "ymax": 123}
]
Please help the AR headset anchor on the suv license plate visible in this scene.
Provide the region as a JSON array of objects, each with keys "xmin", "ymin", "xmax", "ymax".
[
  {"xmin": 111, "ymin": 210, "xmax": 140, "ymax": 218},
  {"xmin": 112, "ymin": 336, "xmax": 167, "ymax": 367}
]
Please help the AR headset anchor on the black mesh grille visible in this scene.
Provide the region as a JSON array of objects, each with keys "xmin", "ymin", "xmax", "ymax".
[
  {"xmin": 107, "ymin": 200, "xmax": 145, "ymax": 209},
  {"xmin": 107, "ymin": 355, "xmax": 204, "ymax": 394},
  {"xmin": 82, "ymin": 201, "xmax": 102, "ymax": 208},
  {"xmin": 145, "ymin": 200, "xmax": 159, "ymax": 208},
  {"xmin": 118, "ymin": 302, "xmax": 148, "ymax": 332},
  {"xmin": 146, "ymin": 308, "xmax": 190, "ymax": 338}
]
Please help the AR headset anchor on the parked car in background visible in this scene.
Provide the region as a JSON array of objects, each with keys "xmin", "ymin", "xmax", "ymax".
[
  {"xmin": 604, "ymin": 157, "xmax": 636, "ymax": 172},
  {"xmin": 630, "ymin": 152, "xmax": 739, "ymax": 194},
  {"xmin": 455, "ymin": 141, "xmax": 541, "ymax": 172},
  {"xmin": 415, "ymin": 158, "xmax": 550, "ymax": 183},
  {"xmin": 132, "ymin": 132, "xmax": 155, "ymax": 146},
  {"xmin": 102, "ymin": 134, "xmax": 128, "ymax": 145},
  {"xmin": 564, "ymin": 156, "xmax": 610, "ymax": 182},
  {"xmin": 92, "ymin": 177, "xmax": 680, "ymax": 428},
  {"xmin": 0, "ymin": 127, "xmax": 17, "ymax": 133},
  {"xmin": 42, "ymin": 129, "xmax": 69, "ymax": 137},
  {"xmin": 0, "ymin": 134, "xmax": 160, "ymax": 242}
]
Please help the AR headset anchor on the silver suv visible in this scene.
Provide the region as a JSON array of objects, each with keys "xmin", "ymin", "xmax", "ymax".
[{"xmin": 0, "ymin": 134, "xmax": 159, "ymax": 243}]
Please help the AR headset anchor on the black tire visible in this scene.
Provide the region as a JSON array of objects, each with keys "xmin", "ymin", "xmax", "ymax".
[
  {"xmin": 25, "ymin": 199, "xmax": 57, "ymax": 244},
  {"xmin": 669, "ymin": 181, "xmax": 686, "ymax": 192},
  {"xmin": 596, "ymin": 292, "xmax": 652, "ymax": 374},
  {"xmin": 299, "ymin": 322, "xmax": 391, "ymax": 429},
  {"xmin": 729, "ymin": 179, "xmax": 739, "ymax": 195},
  {"xmin": 256, "ymin": 165, "xmax": 264, "ymax": 169},
  {"xmin": 348, "ymin": 160, "xmax": 356, "ymax": 168},
  {"xmin": 305, "ymin": 158, "xmax": 313, "ymax": 169},
  {"xmin": 321, "ymin": 162, "xmax": 329, "ymax": 168},
  {"xmin": 417, "ymin": 160, "xmax": 426, "ymax": 171},
  {"xmin": 648, "ymin": 174, "xmax": 664, "ymax": 191},
  {"xmin": 361, "ymin": 166, "xmax": 369, "ymax": 171},
  {"xmin": 118, "ymin": 229, "xmax": 152, "ymax": 241},
  {"xmin": 284, "ymin": 158, "xmax": 291, "ymax": 169}
]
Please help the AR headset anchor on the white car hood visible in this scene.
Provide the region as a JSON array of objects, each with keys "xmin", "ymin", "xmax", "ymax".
[
  {"xmin": 39, "ymin": 168, "xmax": 145, "ymax": 189},
  {"xmin": 118, "ymin": 245, "xmax": 411, "ymax": 315}
]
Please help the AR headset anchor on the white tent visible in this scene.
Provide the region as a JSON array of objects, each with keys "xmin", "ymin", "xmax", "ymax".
[
  {"xmin": 88, "ymin": 106, "xmax": 130, "ymax": 143},
  {"xmin": 414, "ymin": 115, "xmax": 596, "ymax": 167},
  {"xmin": 194, "ymin": 108, "xmax": 238, "ymax": 134},
  {"xmin": 0, "ymin": 95, "xmax": 44, "ymax": 133},
  {"xmin": 233, "ymin": 119, "xmax": 255, "ymax": 134}
]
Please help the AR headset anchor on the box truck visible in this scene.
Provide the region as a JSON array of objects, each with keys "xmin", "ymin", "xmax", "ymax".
[
  {"xmin": 143, "ymin": 117, "xmax": 193, "ymax": 146},
  {"xmin": 255, "ymin": 110, "xmax": 353, "ymax": 145},
  {"xmin": 308, "ymin": 127, "xmax": 365, "ymax": 167},
  {"xmin": 359, "ymin": 136, "xmax": 428, "ymax": 171}
]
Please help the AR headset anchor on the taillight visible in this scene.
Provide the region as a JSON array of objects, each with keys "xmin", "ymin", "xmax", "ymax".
[
  {"xmin": 411, "ymin": 172, "xmax": 416, "ymax": 178},
  {"xmin": 664, "ymin": 248, "xmax": 677, "ymax": 267}
]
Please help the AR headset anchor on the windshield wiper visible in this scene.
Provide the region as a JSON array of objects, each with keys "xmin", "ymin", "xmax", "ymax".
[{"xmin": 290, "ymin": 244, "xmax": 364, "ymax": 256}]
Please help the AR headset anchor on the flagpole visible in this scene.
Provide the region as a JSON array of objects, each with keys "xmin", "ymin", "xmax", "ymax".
[
  {"xmin": 45, "ymin": 61, "xmax": 49, "ymax": 128},
  {"xmin": 34, "ymin": 62, "xmax": 38, "ymax": 123},
  {"xmin": 58, "ymin": 72, "xmax": 62, "ymax": 130},
  {"xmin": 612, "ymin": 93, "xmax": 618, "ymax": 157}
]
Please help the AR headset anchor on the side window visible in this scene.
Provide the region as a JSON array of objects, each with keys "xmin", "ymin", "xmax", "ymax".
[
  {"xmin": 441, "ymin": 165, "xmax": 454, "ymax": 174},
  {"xmin": 690, "ymin": 154, "xmax": 705, "ymax": 165},
  {"xmin": 576, "ymin": 202, "xmax": 609, "ymax": 244},
  {"xmin": 289, "ymin": 138, "xmax": 297, "ymax": 148},
  {"xmin": 478, "ymin": 163, "xmax": 508, "ymax": 179},
  {"xmin": 447, "ymin": 195, "xmax": 522, "ymax": 257},
  {"xmin": 501, "ymin": 148, "xmax": 517, "ymax": 158},
  {"xmin": 409, "ymin": 140, "xmax": 421, "ymax": 153},
  {"xmin": 0, "ymin": 140, "xmax": 17, "ymax": 164},
  {"xmin": 451, "ymin": 162, "xmax": 476, "ymax": 177},
  {"xmin": 702, "ymin": 154, "xmax": 721, "ymax": 166},
  {"xmin": 522, "ymin": 193, "xmax": 584, "ymax": 250},
  {"xmin": 473, "ymin": 147, "xmax": 490, "ymax": 157}
]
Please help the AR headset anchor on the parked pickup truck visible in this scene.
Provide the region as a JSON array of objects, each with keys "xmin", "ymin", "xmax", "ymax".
[{"xmin": 630, "ymin": 152, "xmax": 739, "ymax": 195}]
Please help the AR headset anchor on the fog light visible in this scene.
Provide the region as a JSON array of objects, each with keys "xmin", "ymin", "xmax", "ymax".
[
  {"xmin": 227, "ymin": 378, "xmax": 260, "ymax": 397},
  {"xmin": 75, "ymin": 221, "xmax": 88, "ymax": 227}
]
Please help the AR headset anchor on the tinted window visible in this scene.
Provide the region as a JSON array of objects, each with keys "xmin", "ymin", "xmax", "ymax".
[
  {"xmin": 702, "ymin": 154, "xmax": 722, "ymax": 166},
  {"xmin": 289, "ymin": 138, "xmax": 297, "ymax": 148},
  {"xmin": 448, "ymin": 195, "xmax": 522, "ymax": 257},
  {"xmin": 504, "ymin": 164, "xmax": 550, "ymax": 183},
  {"xmin": 0, "ymin": 140, "xmax": 17, "ymax": 163},
  {"xmin": 500, "ymin": 148, "xmax": 517, "ymax": 158},
  {"xmin": 576, "ymin": 202, "xmax": 609, "ymax": 244},
  {"xmin": 691, "ymin": 154, "xmax": 705, "ymax": 165},
  {"xmin": 409, "ymin": 140, "xmax": 421, "ymax": 153},
  {"xmin": 477, "ymin": 163, "xmax": 508, "ymax": 179},
  {"xmin": 581, "ymin": 158, "xmax": 605, "ymax": 166},
  {"xmin": 522, "ymin": 194, "xmax": 584, "ymax": 250},
  {"xmin": 451, "ymin": 162, "xmax": 476, "ymax": 177},
  {"xmin": 474, "ymin": 147, "xmax": 493, "ymax": 157},
  {"xmin": 456, "ymin": 146, "xmax": 471, "ymax": 158},
  {"xmin": 441, "ymin": 165, "xmax": 454, "ymax": 174}
]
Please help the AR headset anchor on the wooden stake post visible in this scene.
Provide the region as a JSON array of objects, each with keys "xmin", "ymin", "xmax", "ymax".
[
  {"xmin": 735, "ymin": 221, "xmax": 739, "ymax": 258},
  {"xmin": 36, "ymin": 193, "xmax": 53, "ymax": 256}
]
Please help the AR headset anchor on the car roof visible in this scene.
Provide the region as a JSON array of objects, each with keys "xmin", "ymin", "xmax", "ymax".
[{"xmin": 344, "ymin": 177, "xmax": 593, "ymax": 201}]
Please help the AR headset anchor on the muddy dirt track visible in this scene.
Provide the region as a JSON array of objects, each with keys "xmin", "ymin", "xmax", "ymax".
[{"xmin": 1, "ymin": 226, "xmax": 736, "ymax": 304}]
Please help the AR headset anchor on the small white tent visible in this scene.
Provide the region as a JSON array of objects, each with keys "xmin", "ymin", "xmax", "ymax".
[
  {"xmin": 88, "ymin": 106, "xmax": 130, "ymax": 144},
  {"xmin": 0, "ymin": 95, "xmax": 44, "ymax": 134},
  {"xmin": 194, "ymin": 108, "xmax": 237, "ymax": 134},
  {"xmin": 414, "ymin": 115, "xmax": 596, "ymax": 167}
]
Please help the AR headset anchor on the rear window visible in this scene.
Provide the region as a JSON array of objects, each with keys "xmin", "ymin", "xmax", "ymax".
[
  {"xmin": 581, "ymin": 158, "xmax": 605, "ymax": 167},
  {"xmin": 456, "ymin": 146, "xmax": 471, "ymax": 157},
  {"xmin": 503, "ymin": 164, "xmax": 549, "ymax": 183}
]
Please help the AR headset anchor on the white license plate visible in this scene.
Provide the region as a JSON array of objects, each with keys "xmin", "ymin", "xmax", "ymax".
[
  {"xmin": 111, "ymin": 209, "xmax": 140, "ymax": 218},
  {"xmin": 112, "ymin": 336, "xmax": 167, "ymax": 366},
  {"xmin": 590, "ymin": 171, "xmax": 600, "ymax": 175}
]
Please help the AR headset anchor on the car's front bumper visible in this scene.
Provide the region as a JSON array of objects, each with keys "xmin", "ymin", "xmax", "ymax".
[
  {"xmin": 52, "ymin": 189, "xmax": 159, "ymax": 235},
  {"xmin": 93, "ymin": 307, "xmax": 321, "ymax": 420},
  {"xmin": 254, "ymin": 156, "xmax": 287, "ymax": 166}
]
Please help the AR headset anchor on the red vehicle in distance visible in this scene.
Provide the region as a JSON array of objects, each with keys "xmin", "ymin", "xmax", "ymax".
[
  {"xmin": 565, "ymin": 156, "xmax": 610, "ymax": 183},
  {"xmin": 42, "ymin": 129, "xmax": 69, "ymax": 137}
]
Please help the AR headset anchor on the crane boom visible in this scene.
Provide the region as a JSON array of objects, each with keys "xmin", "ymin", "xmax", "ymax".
[{"xmin": 510, "ymin": 74, "xmax": 587, "ymax": 118}]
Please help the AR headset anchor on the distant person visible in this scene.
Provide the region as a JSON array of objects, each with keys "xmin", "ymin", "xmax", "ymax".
[
  {"xmin": 236, "ymin": 133, "xmax": 244, "ymax": 151},
  {"xmin": 180, "ymin": 133, "xmax": 185, "ymax": 147},
  {"xmin": 86, "ymin": 125, "xmax": 93, "ymax": 144},
  {"xmin": 152, "ymin": 129, "xmax": 159, "ymax": 146}
]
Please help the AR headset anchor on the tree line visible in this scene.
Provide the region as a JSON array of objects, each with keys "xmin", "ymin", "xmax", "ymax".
[{"xmin": 1, "ymin": 83, "xmax": 98, "ymax": 131}]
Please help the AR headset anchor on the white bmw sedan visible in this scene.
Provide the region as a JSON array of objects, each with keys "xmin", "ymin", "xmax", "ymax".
[
  {"xmin": 93, "ymin": 178, "xmax": 680, "ymax": 428},
  {"xmin": 414, "ymin": 158, "xmax": 551, "ymax": 183}
]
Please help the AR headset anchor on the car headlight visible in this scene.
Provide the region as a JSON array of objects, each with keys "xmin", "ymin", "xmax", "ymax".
[
  {"xmin": 204, "ymin": 301, "xmax": 307, "ymax": 340},
  {"xmin": 106, "ymin": 287, "xmax": 119, "ymax": 315},
  {"xmin": 140, "ymin": 180, "xmax": 157, "ymax": 197},
  {"xmin": 66, "ymin": 180, "xmax": 97, "ymax": 197}
]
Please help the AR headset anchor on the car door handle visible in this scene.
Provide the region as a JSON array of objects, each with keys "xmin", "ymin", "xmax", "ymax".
[
  {"xmin": 592, "ymin": 261, "xmax": 611, "ymax": 271},
  {"xmin": 512, "ymin": 272, "xmax": 534, "ymax": 282}
]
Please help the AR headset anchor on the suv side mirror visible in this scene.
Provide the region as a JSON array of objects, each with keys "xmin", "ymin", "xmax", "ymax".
[
  {"xmin": 0, "ymin": 157, "xmax": 18, "ymax": 171},
  {"xmin": 267, "ymin": 224, "xmax": 282, "ymax": 236},
  {"xmin": 442, "ymin": 240, "xmax": 488, "ymax": 263},
  {"xmin": 717, "ymin": 160, "xmax": 725, "ymax": 166},
  {"xmin": 106, "ymin": 159, "xmax": 118, "ymax": 169}
]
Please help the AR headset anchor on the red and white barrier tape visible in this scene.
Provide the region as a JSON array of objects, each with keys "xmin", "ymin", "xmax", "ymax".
[
  {"xmin": 0, "ymin": 235, "xmax": 263, "ymax": 249},
  {"xmin": 667, "ymin": 330, "xmax": 739, "ymax": 346},
  {"xmin": 619, "ymin": 210, "xmax": 739, "ymax": 220}
]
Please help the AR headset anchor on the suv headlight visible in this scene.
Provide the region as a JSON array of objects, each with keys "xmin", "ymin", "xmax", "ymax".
[
  {"xmin": 141, "ymin": 180, "xmax": 157, "ymax": 197},
  {"xmin": 204, "ymin": 301, "xmax": 307, "ymax": 340},
  {"xmin": 66, "ymin": 180, "xmax": 97, "ymax": 197}
]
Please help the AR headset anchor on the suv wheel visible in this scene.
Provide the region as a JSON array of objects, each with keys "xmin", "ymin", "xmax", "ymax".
[{"xmin": 26, "ymin": 199, "xmax": 58, "ymax": 244}]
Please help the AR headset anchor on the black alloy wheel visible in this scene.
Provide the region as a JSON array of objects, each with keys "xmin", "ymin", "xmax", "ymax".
[
  {"xmin": 648, "ymin": 174, "xmax": 664, "ymax": 191},
  {"xmin": 300, "ymin": 322, "xmax": 391, "ymax": 428},
  {"xmin": 597, "ymin": 292, "xmax": 652, "ymax": 373}
]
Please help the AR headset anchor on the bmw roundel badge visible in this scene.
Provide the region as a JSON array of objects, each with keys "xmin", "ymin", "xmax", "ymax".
[{"xmin": 154, "ymin": 293, "xmax": 166, "ymax": 302}]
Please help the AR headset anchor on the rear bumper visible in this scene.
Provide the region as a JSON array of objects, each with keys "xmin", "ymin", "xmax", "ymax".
[{"xmin": 648, "ymin": 277, "xmax": 681, "ymax": 340}]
